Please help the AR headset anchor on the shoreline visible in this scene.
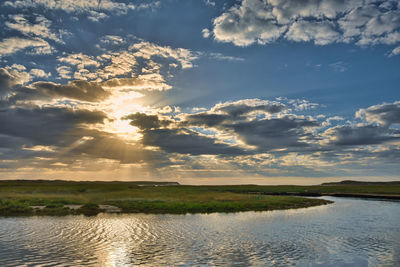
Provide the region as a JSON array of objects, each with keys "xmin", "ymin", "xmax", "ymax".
[
  {"xmin": 0, "ymin": 198, "xmax": 333, "ymax": 217},
  {"xmin": 246, "ymin": 192, "xmax": 400, "ymax": 200}
]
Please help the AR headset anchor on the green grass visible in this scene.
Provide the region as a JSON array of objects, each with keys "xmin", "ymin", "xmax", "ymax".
[{"xmin": 0, "ymin": 180, "xmax": 338, "ymax": 216}]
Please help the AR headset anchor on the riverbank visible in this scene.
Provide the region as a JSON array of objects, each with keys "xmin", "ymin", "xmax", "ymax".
[{"xmin": 0, "ymin": 180, "xmax": 332, "ymax": 216}]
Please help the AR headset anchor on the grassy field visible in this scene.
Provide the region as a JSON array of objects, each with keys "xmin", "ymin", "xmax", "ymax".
[
  {"xmin": 1, "ymin": 180, "xmax": 399, "ymax": 216},
  {"xmin": 0, "ymin": 180, "xmax": 336, "ymax": 216}
]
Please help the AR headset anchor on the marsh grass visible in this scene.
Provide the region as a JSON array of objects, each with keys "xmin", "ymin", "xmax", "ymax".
[{"xmin": 5, "ymin": 180, "xmax": 398, "ymax": 216}]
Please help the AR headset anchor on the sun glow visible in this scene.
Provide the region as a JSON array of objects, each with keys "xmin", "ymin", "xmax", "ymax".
[{"xmin": 102, "ymin": 90, "xmax": 146, "ymax": 140}]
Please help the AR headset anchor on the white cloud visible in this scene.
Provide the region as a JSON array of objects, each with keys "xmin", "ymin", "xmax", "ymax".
[
  {"xmin": 130, "ymin": 41, "xmax": 199, "ymax": 69},
  {"xmin": 211, "ymin": 0, "xmax": 400, "ymax": 54},
  {"xmin": 100, "ymin": 35, "xmax": 125, "ymax": 45},
  {"xmin": 0, "ymin": 37, "xmax": 53, "ymax": 56},
  {"xmin": 390, "ymin": 46, "xmax": 400, "ymax": 56},
  {"xmin": 208, "ymin": 53, "xmax": 244, "ymax": 62},
  {"xmin": 204, "ymin": 0, "xmax": 216, "ymax": 7},
  {"xmin": 87, "ymin": 10, "xmax": 109, "ymax": 22},
  {"xmin": 56, "ymin": 66, "xmax": 72, "ymax": 79},
  {"xmin": 329, "ymin": 61, "xmax": 348, "ymax": 72},
  {"xmin": 3, "ymin": 0, "xmax": 160, "ymax": 19},
  {"xmin": 4, "ymin": 0, "xmax": 135, "ymax": 15},
  {"xmin": 202, "ymin": 28, "xmax": 211, "ymax": 38},
  {"xmin": 58, "ymin": 53, "xmax": 100, "ymax": 69},
  {"xmin": 30, "ymin": 68, "xmax": 51, "ymax": 78},
  {"xmin": 5, "ymin": 14, "xmax": 63, "ymax": 43},
  {"xmin": 285, "ymin": 21, "xmax": 340, "ymax": 45}
]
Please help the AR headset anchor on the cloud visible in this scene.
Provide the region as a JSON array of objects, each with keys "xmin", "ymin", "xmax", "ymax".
[
  {"xmin": 100, "ymin": 35, "xmax": 125, "ymax": 45},
  {"xmin": 211, "ymin": 99, "xmax": 287, "ymax": 117},
  {"xmin": 141, "ymin": 128, "xmax": 247, "ymax": 156},
  {"xmin": 0, "ymin": 68, "xmax": 25, "ymax": 96},
  {"xmin": 211, "ymin": 0, "xmax": 400, "ymax": 54},
  {"xmin": 329, "ymin": 61, "xmax": 348, "ymax": 72},
  {"xmin": 5, "ymin": 14, "xmax": 63, "ymax": 43},
  {"xmin": 120, "ymin": 99, "xmax": 318, "ymax": 155},
  {"xmin": 323, "ymin": 124, "xmax": 400, "ymax": 146},
  {"xmin": 0, "ymin": 106, "xmax": 108, "ymax": 147},
  {"xmin": 122, "ymin": 112, "xmax": 171, "ymax": 130},
  {"xmin": 356, "ymin": 101, "xmax": 400, "ymax": 126},
  {"xmin": 0, "ymin": 37, "xmax": 53, "ymax": 56},
  {"xmin": 202, "ymin": 28, "xmax": 211, "ymax": 38},
  {"xmin": 0, "ymin": 93, "xmax": 400, "ymax": 178},
  {"xmin": 4, "ymin": 0, "xmax": 134, "ymax": 16},
  {"xmin": 55, "ymin": 40, "xmax": 198, "ymax": 90},
  {"xmin": 213, "ymin": 0, "xmax": 286, "ymax": 46},
  {"xmin": 10, "ymin": 80, "xmax": 111, "ymax": 103},
  {"xmin": 30, "ymin": 68, "xmax": 51, "ymax": 78},
  {"xmin": 58, "ymin": 53, "xmax": 100, "ymax": 69},
  {"xmin": 285, "ymin": 20, "xmax": 340, "ymax": 45},
  {"xmin": 56, "ymin": 66, "xmax": 72, "ymax": 79},
  {"xmin": 390, "ymin": 46, "xmax": 400, "ymax": 56},
  {"xmin": 203, "ymin": 0, "xmax": 216, "ymax": 7},
  {"xmin": 130, "ymin": 41, "xmax": 199, "ymax": 69},
  {"xmin": 227, "ymin": 116, "xmax": 319, "ymax": 150},
  {"xmin": 208, "ymin": 52, "xmax": 244, "ymax": 62}
]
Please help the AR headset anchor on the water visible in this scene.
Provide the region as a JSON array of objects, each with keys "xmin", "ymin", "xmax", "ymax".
[{"xmin": 0, "ymin": 197, "xmax": 399, "ymax": 266}]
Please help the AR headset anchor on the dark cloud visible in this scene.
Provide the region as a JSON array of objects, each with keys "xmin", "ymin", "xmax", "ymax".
[
  {"xmin": 325, "ymin": 124, "xmax": 400, "ymax": 146},
  {"xmin": 0, "ymin": 107, "xmax": 108, "ymax": 146},
  {"xmin": 142, "ymin": 128, "xmax": 247, "ymax": 155},
  {"xmin": 10, "ymin": 80, "xmax": 111, "ymax": 102},
  {"xmin": 185, "ymin": 113, "xmax": 229, "ymax": 127},
  {"xmin": 184, "ymin": 99, "xmax": 287, "ymax": 127},
  {"xmin": 0, "ymin": 68, "xmax": 20, "ymax": 96},
  {"xmin": 122, "ymin": 112, "xmax": 171, "ymax": 129},
  {"xmin": 122, "ymin": 101, "xmax": 318, "ymax": 155},
  {"xmin": 356, "ymin": 101, "xmax": 400, "ymax": 126},
  {"xmin": 212, "ymin": 100, "xmax": 287, "ymax": 117},
  {"xmin": 228, "ymin": 116, "xmax": 319, "ymax": 150},
  {"xmin": 184, "ymin": 101, "xmax": 318, "ymax": 151}
]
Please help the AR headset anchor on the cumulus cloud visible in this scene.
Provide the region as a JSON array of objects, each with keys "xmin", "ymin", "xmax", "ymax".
[
  {"xmin": 211, "ymin": 0, "xmax": 400, "ymax": 54},
  {"xmin": 285, "ymin": 20, "xmax": 340, "ymax": 45},
  {"xmin": 55, "ymin": 40, "xmax": 199, "ymax": 90},
  {"xmin": 202, "ymin": 29, "xmax": 211, "ymax": 38},
  {"xmin": 120, "ymin": 99, "xmax": 319, "ymax": 155},
  {"xmin": 356, "ymin": 101, "xmax": 400, "ymax": 126},
  {"xmin": 30, "ymin": 68, "xmax": 51, "ymax": 78},
  {"xmin": 0, "ymin": 91, "xmax": 400, "ymax": 178},
  {"xmin": 4, "ymin": 0, "xmax": 135, "ymax": 16}
]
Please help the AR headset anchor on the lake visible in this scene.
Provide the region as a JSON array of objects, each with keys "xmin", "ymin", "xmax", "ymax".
[{"xmin": 0, "ymin": 197, "xmax": 399, "ymax": 266}]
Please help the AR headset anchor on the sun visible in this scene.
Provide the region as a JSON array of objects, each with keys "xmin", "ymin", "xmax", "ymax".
[{"xmin": 102, "ymin": 90, "xmax": 146, "ymax": 141}]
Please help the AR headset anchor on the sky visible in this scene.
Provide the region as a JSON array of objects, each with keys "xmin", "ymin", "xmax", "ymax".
[{"xmin": 0, "ymin": 0, "xmax": 399, "ymax": 184}]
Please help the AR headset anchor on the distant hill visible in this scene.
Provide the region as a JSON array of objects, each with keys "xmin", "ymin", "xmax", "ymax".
[{"xmin": 321, "ymin": 180, "xmax": 400, "ymax": 186}]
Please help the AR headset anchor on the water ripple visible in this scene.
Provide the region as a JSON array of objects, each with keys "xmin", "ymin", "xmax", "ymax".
[{"xmin": 0, "ymin": 197, "xmax": 400, "ymax": 266}]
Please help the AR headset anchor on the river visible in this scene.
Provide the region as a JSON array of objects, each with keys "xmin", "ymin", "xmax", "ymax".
[{"xmin": 0, "ymin": 197, "xmax": 399, "ymax": 266}]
